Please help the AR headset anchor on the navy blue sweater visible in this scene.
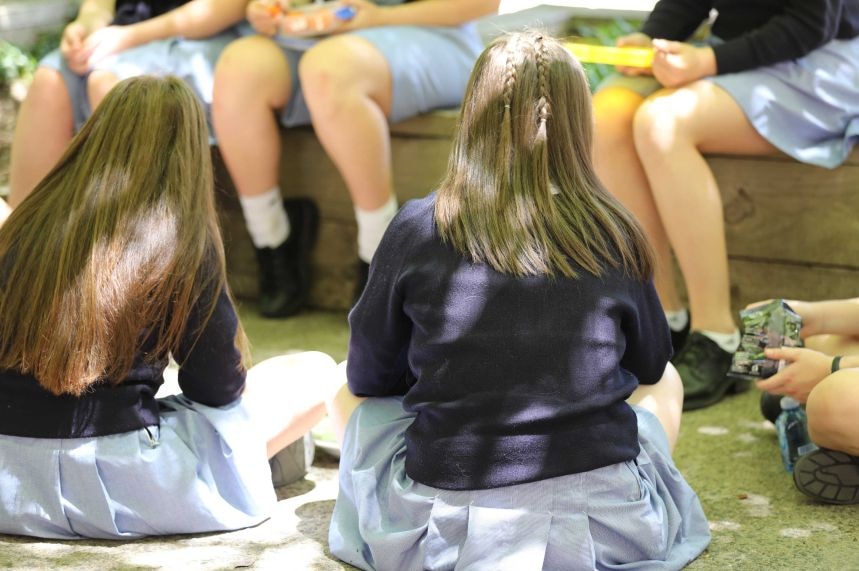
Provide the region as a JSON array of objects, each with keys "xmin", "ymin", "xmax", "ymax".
[
  {"xmin": 0, "ymin": 284, "xmax": 245, "ymax": 439},
  {"xmin": 347, "ymin": 195, "xmax": 673, "ymax": 491},
  {"xmin": 641, "ymin": 0, "xmax": 859, "ymax": 74},
  {"xmin": 112, "ymin": 0, "xmax": 190, "ymax": 25}
]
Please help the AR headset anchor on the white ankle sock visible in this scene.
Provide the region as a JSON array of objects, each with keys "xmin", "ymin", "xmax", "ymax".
[
  {"xmin": 355, "ymin": 195, "xmax": 398, "ymax": 263},
  {"xmin": 700, "ymin": 329, "xmax": 741, "ymax": 352},
  {"xmin": 239, "ymin": 188, "xmax": 290, "ymax": 248},
  {"xmin": 665, "ymin": 309, "xmax": 689, "ymax": 332}
]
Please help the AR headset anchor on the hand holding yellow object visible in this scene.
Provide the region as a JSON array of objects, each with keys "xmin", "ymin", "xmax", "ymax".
[{"xmin": 564, "ymin": 42, "xmax": 654, "ymax": 68}]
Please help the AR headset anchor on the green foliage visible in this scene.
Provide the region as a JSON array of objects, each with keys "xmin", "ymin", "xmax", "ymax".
[
  {"xmin": 0, "ymin": 29, "xmax": 64, "ymax": 89},
  {"xmin": 565, "ymin": 17, "xmax": 642, "ymax": 91},
  {"xmin": 0, "ymin": 41, "xmax": 37, "ymax": 87}
]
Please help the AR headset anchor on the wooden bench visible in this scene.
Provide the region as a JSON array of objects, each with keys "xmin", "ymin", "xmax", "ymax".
[
  {"xmin": 213, "ymin": 4, "xmax": 859, "ymax": 311},
  {"xmin": 215, "ymin": 112, "xmax": 859, "ymax": 311}
]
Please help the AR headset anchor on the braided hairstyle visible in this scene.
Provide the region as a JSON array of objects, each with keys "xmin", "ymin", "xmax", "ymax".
[{"xmin": 435, "ymin": 30, "xmax": 654, "ymax": 281}]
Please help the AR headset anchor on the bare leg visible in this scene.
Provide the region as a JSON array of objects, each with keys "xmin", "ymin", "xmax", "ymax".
[
  {"xmin": 9, "ymin": 68, "xmax": 75, "ymax": 206},
  {"xmin": 87, "ymin": 70, "xmax": 120, "ymax": 109},
  {"xmin": 633, "ymin": 82, "xmax": 779, "ymax": 333},
  {"xmin": 593, "ymin": 87, "xmax": 682, "ymax": 312},
  {"xmin": 212, "ymin": 36, "xmax": 292, "ymax": 198},
  {"xmin": 805, "ymin": 369, "xmax": 859, "ymax": 455},
  {"xmin": 242, "ymin": 351, "xmax": 338, "ymax": 458},
  {"xmin": 627, "ymin": 363, "xmax": 684, "ymax": 452},
  {"xmin": 326, "ymin": 361, "xmax": 366, "ymax": 446},
  {"xmin": 0, "ymin": 198, "xmax": 10, "ymax": 226},
  {"xmin": 300, "ymin": 35, "xmax": 393, "ymax": 211}
]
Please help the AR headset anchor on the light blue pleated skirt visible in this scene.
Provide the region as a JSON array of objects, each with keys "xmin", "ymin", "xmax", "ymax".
[
  {"xmin": 329, "ymin": 398, "xmax": 711, "ymax": 571},
  {"xmin": 246, "ymin": 22, "xmax": 483, "ymax": 127},
  {"xmin": 39, "ymin": 27, "xmax": 240, "ymax": 135},
  {"xmin": 597, "ymin": 36, "xmax": 859, "ymax": 168},
  {"xmin": 0, "ymin": 395, "xmax": 275, "ymax": 540}
]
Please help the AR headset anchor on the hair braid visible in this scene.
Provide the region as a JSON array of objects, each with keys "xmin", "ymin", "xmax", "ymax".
[{"xmin": 534, "ymin": 33, "xmax": 551, "ymax": 136}]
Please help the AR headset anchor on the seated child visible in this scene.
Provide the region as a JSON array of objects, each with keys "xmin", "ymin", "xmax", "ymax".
[
  {"xmin": 325, "ymin": 31, "xmax": 711, "ymax": 570},
  {"xmin": 0, "ymin": 76, "xmax": 337, "ymax": 539}
]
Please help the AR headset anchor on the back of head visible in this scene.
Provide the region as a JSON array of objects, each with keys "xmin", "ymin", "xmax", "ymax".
[
  {"xmin": 0, "ymin": 75, "xmax": 234, "ymax": 395},
  {"xmin": 435, "ymin": 30, "xmax": 653, "ymax": 280}
]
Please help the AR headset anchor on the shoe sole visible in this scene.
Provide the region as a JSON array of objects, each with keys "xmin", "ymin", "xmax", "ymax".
[
  {"xmin": 793, "ymin": 449, "xmax": 859, "ymax": 504},
  {"xmin": 682, "ymin": 377, "xmax": 750, "ymax": 411}
]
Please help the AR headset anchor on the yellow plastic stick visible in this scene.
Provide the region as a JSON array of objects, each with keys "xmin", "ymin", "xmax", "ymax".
[{"xmin": 563, "ymin": 42, "xmax": 654, "ymax": 68}]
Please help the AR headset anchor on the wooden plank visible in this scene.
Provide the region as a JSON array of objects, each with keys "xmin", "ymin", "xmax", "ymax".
[
  {"xmin": 712, "ymin": 157, "xmax": 859, "ymax": 268},
  {"xmin": 213, "ymin": 112, "xmax": 859, "ymax": 312}
]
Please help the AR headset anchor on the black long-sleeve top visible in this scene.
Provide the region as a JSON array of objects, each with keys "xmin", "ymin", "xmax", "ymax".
[
  {"xmin": 641, "ymin": 0, "xmax": 859, "ymax": 74},
  {"xmin": 0, "ymin": 284, "xmax": 246, "ymax": 439},
  {"xmin": 112, "ymin": 0, "xmax": 190, "ymax": 25},
  {"xmin": 346, "ymin": 195, "xmax": 673, "ymax": 491}
]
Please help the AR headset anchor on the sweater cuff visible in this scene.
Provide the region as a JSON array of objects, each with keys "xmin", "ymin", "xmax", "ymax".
[{"xmin": 711, "ymin": 40, "xmax": 754, "ymax": 75}]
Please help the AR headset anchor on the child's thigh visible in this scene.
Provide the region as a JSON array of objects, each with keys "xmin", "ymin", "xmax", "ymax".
[
  {"xmin": 37, "ymin": 49, "xmax": 90, "ymax": 132},
  {"xmin": 637, "ymin": 80, "xmax": 777, "ymax": 155},
  {"xmin": 344, "ymin": 25, "xmax": 483, "ymax": 122}
]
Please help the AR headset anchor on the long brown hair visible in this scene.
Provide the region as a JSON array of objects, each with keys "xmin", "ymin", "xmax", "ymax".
[
  {"xmin": 435, "ymin": 31, "xmax": 653, "ymax": 279},
  {"xmin": 0, "ymin": 75, "xmax": 247, "ymax": 396}
]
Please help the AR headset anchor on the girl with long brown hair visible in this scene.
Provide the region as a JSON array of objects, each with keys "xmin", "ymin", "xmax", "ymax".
[
  {"xmin": 0, "ymin": 76, "xmax": 336, "ymax": 539},
  {"xmin": 325, "ymin": 32, "xmax": 710, "ymax": 569}
]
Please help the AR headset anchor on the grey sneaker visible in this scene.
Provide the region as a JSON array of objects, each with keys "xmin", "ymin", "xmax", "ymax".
[{"xmin": 270, "ymin": 432, "xmax": 316, "ymax": 487}]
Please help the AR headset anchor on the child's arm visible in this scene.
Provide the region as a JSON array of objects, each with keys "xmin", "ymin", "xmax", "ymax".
[
  {"xmin": 340, "ymin": 0, "xmax": 499, "ymax": 30},
  {"xmin": 123, "ymin": 0, "xmax": 249, "ymax": 42},
  {"xmin": 789, "ymin": 298, "xmax": 859, "ymax": 339},
  {"xmin": 61, "ymin": 0, "xmax": 116, "ymax": 73},
  {"xmin": 709, "ymin": 0, "xmax": 846, "ymax": 75},
  {"xmin": 83, "ymin": 0, "xmax": 247, "ymax": 67}
]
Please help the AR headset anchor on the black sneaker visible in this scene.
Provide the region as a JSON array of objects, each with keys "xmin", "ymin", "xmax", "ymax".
[
  {"xmin": 670, "ymin": 319, "xmax": 691, "ymax": 355},
  {"xmin": 673, "ymin": 332, "xmax": 748, "ymax": 411},
  {"xmin": 353, "ymin": 259, "xmax": 370, "ymax": 305},
  {"xmin": 255, "ymin": 198, "xmax": 319, "ymax": 318},
  {"xmin": 793, "ymin": 448, "xmax": 859, "ymax": 504}
]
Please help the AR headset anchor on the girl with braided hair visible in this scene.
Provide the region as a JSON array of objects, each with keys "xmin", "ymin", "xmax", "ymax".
[{"xmin": 325, "ymin": 31, "xmax": 710, "ymax": 570}]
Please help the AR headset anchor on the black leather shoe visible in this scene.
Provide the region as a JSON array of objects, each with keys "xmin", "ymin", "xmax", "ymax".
[
  {"xmin": 670, "ymin": 318, "xmax": 691, "ymax": 355},
  {"xmin": 353, "ymin": 260, "xmax": 370, "ymax": 305},
  {"xmin": 255, "ymin": 198, "xmax": 319, "ymax": 318},
  {"xmin": 794, "ymin": 448, "xmax": 859, "ymax": 505},
  {"xmin": 673, "ymin": 332, "xmax": 748, "ymax": 410}
]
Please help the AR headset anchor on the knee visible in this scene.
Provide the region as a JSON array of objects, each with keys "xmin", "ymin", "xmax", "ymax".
[
  {"xmin": 806, "ymin": 370, "xmax": 859, "ymax": 454},
  {"xmin": 299, "ymin": 42, "xmax": 362, "ymax": 116},
  {"xmin": 86, "ymin": 70, "xmax": 118, "ymax": 109},
  {"xmin": 298, "ymin": 45, "xmax": 346, "ymax": 112},
  {"xmin": 632, "ymin": 92, "xmax": 689, "ymax": 158},
  {"xmin": 592, "ymin": 88, "xmax": 642, "ymax": 152},
  {"xmin": 213, "ymin": 37, "xmax": 288, "ymax": 112},
  {"xmin": 24, "ymin": 68, "xmax": 69, "ymax": 108}
]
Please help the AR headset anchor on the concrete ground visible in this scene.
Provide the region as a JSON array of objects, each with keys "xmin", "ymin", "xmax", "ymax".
[{"xmin": 1, "ymin": 305, "xmax": 858, "ymax": 570}]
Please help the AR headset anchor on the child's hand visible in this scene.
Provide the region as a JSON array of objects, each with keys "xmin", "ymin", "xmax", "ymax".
[
  {"xmin": 615, "ymin": 32, "xmax": 652, "ymax": 76},
  {"xmin": 744, "ymin": 299, "xmax": 818, "ymax": 339},
  {"xmin": 650, "ymin": 39, "xmax": 715, "ymax": 87},
  {"xmin": 756, "ymin": 346, "xmax": 831, "ymax": 403},
  {"xmin": 337, "ymin": 0, "xmax": 382, "ymax": 31},
  {"xmin": 248, "ymin": 0, "xmax": 288, "ymax": 36},
  {"xmin": 61, "ymin": 20, "xmax": 96, "ymax": 74},
  {"xmin": 83, "ymin": 25, "xmax": 138, "ymax": 68}
]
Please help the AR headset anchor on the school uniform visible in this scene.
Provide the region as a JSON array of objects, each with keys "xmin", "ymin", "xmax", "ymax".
[
  {"xmin": 0, "ymin": 285, "xmax": 275, "ymax": 539},
  {"xmin": 38, "ymin": 0, "xmax": 239, "ymax": 135},
  {"xmin": 255, "ymin": 0, "xmax": 485, "ymax": 127},
  {"xmin": 329, "ymin": 195, "xmax": 711, "ymax": 570},
  {"xmin": 600, "ymin": 0, "xmax": 859, "ymax": 168}
]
